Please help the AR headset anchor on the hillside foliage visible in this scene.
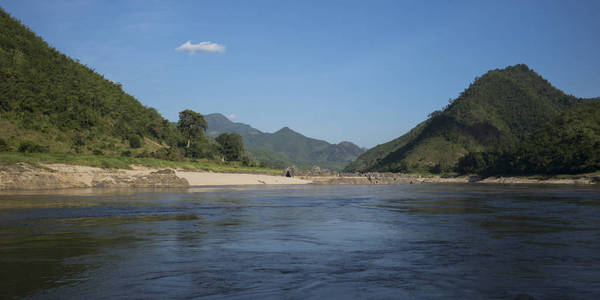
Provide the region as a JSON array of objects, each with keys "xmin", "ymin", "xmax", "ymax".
[
  {"xmin": 0, "ymin": 8, "xmax": 182, "ymax": 154},
  {"xmin": 457, "ymin": 102, "xmax": 600, "ymax": 175},
  {"xmin": 347, "ymin": 64, "xmax": 599, "ymax": 175}
]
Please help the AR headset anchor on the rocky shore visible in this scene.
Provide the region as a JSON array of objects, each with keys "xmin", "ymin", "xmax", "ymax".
[
  {"xmin": 0, "ymin": 163, "xmax": 189, "ymax": 190},
  {"xmin": 303, "ymin": 172, "xmax": 599, "ymax": 185}
]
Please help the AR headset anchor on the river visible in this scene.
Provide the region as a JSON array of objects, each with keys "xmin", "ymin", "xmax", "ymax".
[{"xmin": 1, "ymin": 184, "xmax": 599, "ymax": 299}]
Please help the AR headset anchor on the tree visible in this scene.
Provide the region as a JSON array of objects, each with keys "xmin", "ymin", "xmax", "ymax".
[
  {"xmin": 216, "ymin": 133, "xmax": 244, "ymax": 161},
  {"xmin": 177, "ymin": 110, "xmax": 207, "ymax": 148}
]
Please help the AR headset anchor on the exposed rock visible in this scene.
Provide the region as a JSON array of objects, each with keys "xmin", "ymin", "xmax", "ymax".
[
  {"xmin": 303, "ymin": 172, "xmax": 598, "ymax": 185},
  {"xmin": 0, "ymin": 164, "xmax": 189, "ymax": 190},
  {"xmin": 88, "ymin": 168, "xmax": 189, "ymax": 188},
  {"xmin": 152, "ymin": 169, "xmax": 177, "ymax": 175},
  {"xmin": 310, "ymin": 165, "xmax": 321, "ymax": 176},
  {"xmin": 283, "ymin": 166, "xmax": 299, "ymax": 177},
  {"xmin": 0, "ymin": 163, "xmax": 87, "ymax": 190},
  {"xmin": 132, "ymin": 169, "xmax": 188, "ymax": 187}
]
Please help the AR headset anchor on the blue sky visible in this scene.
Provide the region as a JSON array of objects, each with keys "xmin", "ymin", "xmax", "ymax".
[{"xmin": 2, "ymin": 0, "xmax": 599, "ymax": 148}]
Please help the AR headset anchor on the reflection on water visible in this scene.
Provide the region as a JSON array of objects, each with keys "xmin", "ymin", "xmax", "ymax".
[{"xmin": 0, "ymin": 184, "xmax": 599, "ymax": 299}]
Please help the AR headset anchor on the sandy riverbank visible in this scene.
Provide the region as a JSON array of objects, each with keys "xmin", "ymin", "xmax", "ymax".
[
  {"xmin": 176, "ymin": 171, "xmax": 310, "ymax": 186},
  {"xmin": 0, "ymin": 163, "xmax": 311, "ymax": 191}
]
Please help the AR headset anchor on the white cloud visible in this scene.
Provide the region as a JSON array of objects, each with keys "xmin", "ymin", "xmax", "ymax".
[
  {"xmin": 175, "ymin": 40, "xmax": 226, "ymax": 54},
  {"xmin": 227, "ymin": 114, "xmax": 237, "ymax": 120}
]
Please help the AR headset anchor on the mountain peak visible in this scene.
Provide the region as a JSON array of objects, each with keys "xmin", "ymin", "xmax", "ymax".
[
  {"xmin": 476, "ymin": 64, "xmax": 543, "ymax": 86},
  {"xmin": 274, "ymin": 126, "xmax": 297, "ymax": 135},
  {"xmin": 506, "ymin": 63, "xmax": 530, "ymax": 72},
  {"xmin": 205, "ymin": 113, "xmax": 263, "ymax": 138},
  {"xmin": 337, "ymin": 141, "xmax": 361, "ymax": 149},
  {"xmin": 205, "ymin": 113, "xmax": 230, "ymax": 121}
]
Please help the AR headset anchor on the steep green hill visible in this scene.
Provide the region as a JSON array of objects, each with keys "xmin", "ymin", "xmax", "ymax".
[
  {"xmin": 458, "ymin": 102, "xmax": 600, "ymax": 175},
  {"xmin": 347, "ymin": 64, "xmax": 598, "ymax": 173},
  {"xmin": 205, "ymin": 113, "xmax": 364, "ymax": 170},
  {"xmin": 0, "ymin": 8, "xmax": 180, "ymax": 155}
]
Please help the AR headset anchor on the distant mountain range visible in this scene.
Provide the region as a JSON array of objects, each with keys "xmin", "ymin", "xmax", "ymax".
[
  {"xmin": 205, "ymin": 113, "xmax": 364, "ymax": 170},
  {"xmin": 346, "ymin": 64, "xmax": 600, "ymax": 174}
]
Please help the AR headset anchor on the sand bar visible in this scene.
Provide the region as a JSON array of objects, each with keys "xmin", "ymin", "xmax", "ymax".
[{"xmin": 176, "ymin": 171, "xmax": 310, "ymax": 186}]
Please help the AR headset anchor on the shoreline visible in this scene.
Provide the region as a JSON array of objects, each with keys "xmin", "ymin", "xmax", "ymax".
[
  {"xmin": 304, "ymin": 173, "xmax": 599, "ymax": 185},
  {"xmin": 0, "ymin": 163, "xmax": 598, "ymax": 191},
  {"xmin": 0, "ymin": 163, "xmax": 311, "ymax": 191}
]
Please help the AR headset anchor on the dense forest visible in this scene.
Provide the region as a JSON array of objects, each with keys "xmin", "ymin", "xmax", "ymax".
[
  {"xmin": 0, "ymin": 8, "xmax": 252, "ymax": 166},
  {"xmin": 457, "ymin": 102, "xmax": 600, "ymax": 176},
  {"xmin": 346, "ymin": 64, "xmax": 599, "ymax": 175}
]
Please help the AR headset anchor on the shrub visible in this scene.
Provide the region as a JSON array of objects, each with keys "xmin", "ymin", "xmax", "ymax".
[
  {"xmin": 121, "ymin": 150, "xmax": 132, "ymax": 157},
  {"xmin": 135, "ymin": 150, "xmax": 151, "ymax": 158},
  {"xmin": 241, "ymin": 156, "xmax": 251, "ymax": 166},
  {"xmin": 18, "ymin": 141, "xmax": 49, "ymax": 153},
  {"xmin": 0, "ymin": 138, "xmax": 10, "ymax": 152},
  {"xmin": 147, "ymin": 148, "xmax": 185, "ymax": 161},
  {"xmin": 92, "ymin": 149, "xmax": 104, "ymax": 156},
  {"xmin": 129, "ymin": 136, "xmax": 142, "ymax": 148},
  {"xmin": 73, "ymin": 133, "xmax": 85, "ymax": 146}
]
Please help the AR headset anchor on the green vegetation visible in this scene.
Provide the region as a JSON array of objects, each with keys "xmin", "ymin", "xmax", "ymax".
[
  {"xmin": 344, "ymin": 120, "xmax": 429, "ymax": 172},
  {"xmin": 128, "ymin": 136, "xmax": 142, "ymax": 149},
  {"xmin": 347, "ymin": 64, "xmax": 599, "ymax": 175},
  {"xmin": 0, "ymin": 8, "xmax": 266, "ymax": 172},
  {"xmin": 245, "ymin": 146, "xmax": 296, "ymax": 169},
  {"xmin": 0, "ymin": 138, "xmax": 9, "ymax": 152},
  {"xmin": 216, "ymin": 133, "xmax": 244, "ymax": 162},
  {"xmin": 0, "ymin": 152, "xmax": 281, "ymax": 175},
  {"xmin": 17, "ymin": 141, "xmax": 49, "ymax": 153},
  {"xmin": 177, "ymin": 110, "xmax": 207, "ymax": 148},
  {"xmin": 457, "ymin": 102, "xmax": 600, "ymax": 176},
  {"xmin": 205, "ymin": 113, "xmax": 365, "ymax": 170},
  {"xmin": 0, "ymin": 8, "xmax": 180, "ymax": 155}
]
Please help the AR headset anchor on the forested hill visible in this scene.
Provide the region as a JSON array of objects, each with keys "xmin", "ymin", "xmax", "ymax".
[
  {"xmin": 457, "ymin": 101, "xmax": 600, "ymax": 176},
  {"xmin": 205, "ymin": 113, "xmax": 365, "ymax": 170},
  {"xmin": 346, "ymin": 64, "xmax": 599, "ymax": 173},
  {"xmin": 0, "ymin": 8, "xmax": 180, "ymax": 155}
]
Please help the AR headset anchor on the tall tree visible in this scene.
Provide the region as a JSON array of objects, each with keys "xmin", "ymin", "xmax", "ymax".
[
  {"xmin": 216, "ymin": 133, "xmax": 244, "ymax": 161},
  {"xmin": 177, "ymin": 110, "xmax": 207, "ymax": 148}
]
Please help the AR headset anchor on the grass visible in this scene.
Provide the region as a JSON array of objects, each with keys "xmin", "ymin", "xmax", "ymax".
[{"xmin": 0, "ymin": 152, "xmax": 282, "ymax": 175}]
